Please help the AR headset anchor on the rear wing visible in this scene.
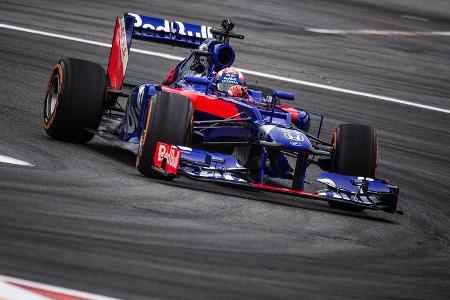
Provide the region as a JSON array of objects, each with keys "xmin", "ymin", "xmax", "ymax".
[{"xmin": 107, "ymin": 13, "xmax": 213, "ymax": 90}]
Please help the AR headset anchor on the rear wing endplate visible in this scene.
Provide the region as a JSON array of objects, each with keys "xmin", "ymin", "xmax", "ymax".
[{"xmin": 107, "ymin": 13, "xmax": 213, "ymax": 90}]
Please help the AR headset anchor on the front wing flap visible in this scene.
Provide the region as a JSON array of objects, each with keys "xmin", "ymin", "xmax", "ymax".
[
  {"xmin": 316, "ymin": 172, "xmax": 400, "ymax": 213},
  {"xmin": 178, "ymin": 146, "xmax": 249, "ymax": 184}
]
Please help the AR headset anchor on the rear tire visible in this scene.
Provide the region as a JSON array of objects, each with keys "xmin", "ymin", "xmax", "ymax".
[
  {"xmin": 43, "ymin": 58, "xmax": 106, "ymax": 143},
  {"xmin": 331, "ymin": 123, "xmax": 377, "ymax": 178},
  {"xmin": 136, "ymin": 92, "xmax": 193, "ymax": 178}
]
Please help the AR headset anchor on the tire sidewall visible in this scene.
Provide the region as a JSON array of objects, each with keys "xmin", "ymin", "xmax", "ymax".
[
  {"xmin": 136, "ymin": 92, "xmax": 193, "ymax": 177},
  {"xmin": 43, "ymin": 58, "xmax": 106, "ymax": 143},
  {"xmin": 331, "ymin": 123, "xmax": 377, "ymax": 178}
]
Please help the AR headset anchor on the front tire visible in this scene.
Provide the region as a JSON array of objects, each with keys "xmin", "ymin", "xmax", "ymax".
[
  {"xmin": 43, "ymin": 58, "xmax": 106, "ymax": 143},
  {"xmin": 328, "ymin": 123, "xmax": 378, "ymax": 211},
  {"xmin": 331, "ymin": 123, "xmax": 377, "ymax": 178},
  {"xmin": 136, "ymin": 91, "xmax": 193, "ymax": 178}
]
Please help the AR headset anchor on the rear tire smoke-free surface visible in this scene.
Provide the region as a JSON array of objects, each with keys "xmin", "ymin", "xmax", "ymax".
[
  {"xmin": 136, "ymin": 91, "xmax": 193, "ymax": 178},
  {"xmin": 43, "ymin": 58, "xmax": 106, "ymax": 143}
]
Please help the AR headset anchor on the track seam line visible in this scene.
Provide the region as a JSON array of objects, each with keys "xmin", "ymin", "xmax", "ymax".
[{"xmin": 0, "ymin": 22, "xmax": 449, "ymax": 114}]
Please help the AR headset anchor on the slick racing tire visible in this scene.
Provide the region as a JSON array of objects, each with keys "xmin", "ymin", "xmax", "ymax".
[
  {"xmin": 331, "ymin": 123, "xmax": 377, "ymax": 178},
  {"xmin": 43, "ymin": 58, "xmax": 106, "ymax": 143},
  {"xmin": 329, "ymin": 123, "xmax": 377, "ymax": 211},
  {"xmin": 136, "ymin": 91, "xmax": 193, "ymax": 178}
]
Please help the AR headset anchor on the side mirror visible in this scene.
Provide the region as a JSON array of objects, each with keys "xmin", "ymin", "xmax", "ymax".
[
  {"xmin": 184, "ymin": 76, "xmax": 210, "ymax": 86},
  {"xmin": 273, "ymin": 90, "xmax": 295, "ymax": 101}
]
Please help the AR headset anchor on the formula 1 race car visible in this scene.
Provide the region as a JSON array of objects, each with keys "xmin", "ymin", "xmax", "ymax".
[{"xmin": 43, "ymin": 13, "xmax": 401, "ymax": 214}]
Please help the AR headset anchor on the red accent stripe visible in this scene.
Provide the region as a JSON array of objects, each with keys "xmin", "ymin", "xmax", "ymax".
[
  {"xmin": 163, "ymin": 87, "xmax": 240, "ymax": 119},
  {"xmin": 279, "ymin": 105, "xmax": 299, "ymax": 122},
  {"xmin": 252, "ymin": 183, "xmax": 320, "ymax": 199},
  {"xmin": 162, "ymin": 67, "xmax": 177, "ymax": 85},
  {"xmin": 193, "ymin": 97, "xmax": 240, "ymax": 119},
  {"xmin": 7, "ymin": 281, "xmax": 89, "ymax": 300}
]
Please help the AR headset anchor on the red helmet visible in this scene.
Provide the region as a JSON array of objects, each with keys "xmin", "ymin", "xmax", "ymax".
[{"xmin": 214, "ymin": 68, "xmax": 247, "ymax": 97}]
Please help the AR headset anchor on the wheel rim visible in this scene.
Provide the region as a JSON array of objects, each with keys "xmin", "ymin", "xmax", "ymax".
[{"xmin": 45, "ymin": 74, "xmax": 59, "ymax": 120}]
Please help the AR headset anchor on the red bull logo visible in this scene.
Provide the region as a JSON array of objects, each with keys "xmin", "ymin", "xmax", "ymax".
[{"xmin": 153, "ymin": 142, "xmax": 181, "ymax": 174}]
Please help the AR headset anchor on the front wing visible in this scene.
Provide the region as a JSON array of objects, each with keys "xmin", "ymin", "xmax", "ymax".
[{"xmin": 152, "ymin": 143, "xmax": 401, "ymax": 214}]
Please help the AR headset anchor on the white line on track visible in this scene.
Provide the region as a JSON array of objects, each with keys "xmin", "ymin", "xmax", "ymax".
[
  {"xmin": 1, "ymin": 22, "xmax": 449, "ymax": 114},
  {"xmin": 236, "ymin": 68, "xmax": 450, "ymax": 113},
  {"xmin": 305, "ymin": 28, "xmax": 450, "ymax": 36},
  {"xmin": 0, "ymin": 154, "xmax": 34, "ymax": 166}
]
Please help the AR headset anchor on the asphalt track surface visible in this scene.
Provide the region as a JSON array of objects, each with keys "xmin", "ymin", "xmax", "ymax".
[{"xmin": 0, "ymin": 1, "xmax": 449, "ymax": 299}]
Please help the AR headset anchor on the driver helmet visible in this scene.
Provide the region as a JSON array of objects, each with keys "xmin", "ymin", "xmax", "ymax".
[{"xmin": 214, "ymin": 68, "xmax": 248, "ymax": 98}]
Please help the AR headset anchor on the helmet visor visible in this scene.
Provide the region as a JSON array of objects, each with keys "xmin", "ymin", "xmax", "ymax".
[{"xmin": 216, "ymin": 82, "xmax": 239, "ymax": 93}]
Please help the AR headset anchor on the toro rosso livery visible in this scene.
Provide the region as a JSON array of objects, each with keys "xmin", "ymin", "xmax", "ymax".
[{"xmin": 43, "ymin": 13, "xmax": 401, "ymax": 214}]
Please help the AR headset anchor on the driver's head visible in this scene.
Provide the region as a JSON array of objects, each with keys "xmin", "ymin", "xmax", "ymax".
[{"xmin": 214, "ymin": 68, "xmax": 247, "ymax": 98}]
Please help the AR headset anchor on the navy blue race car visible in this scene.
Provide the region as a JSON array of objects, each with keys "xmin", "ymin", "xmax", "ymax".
[{"xmin": 43, "ymin": 13, "xmax": 400, "ymax": 214}]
